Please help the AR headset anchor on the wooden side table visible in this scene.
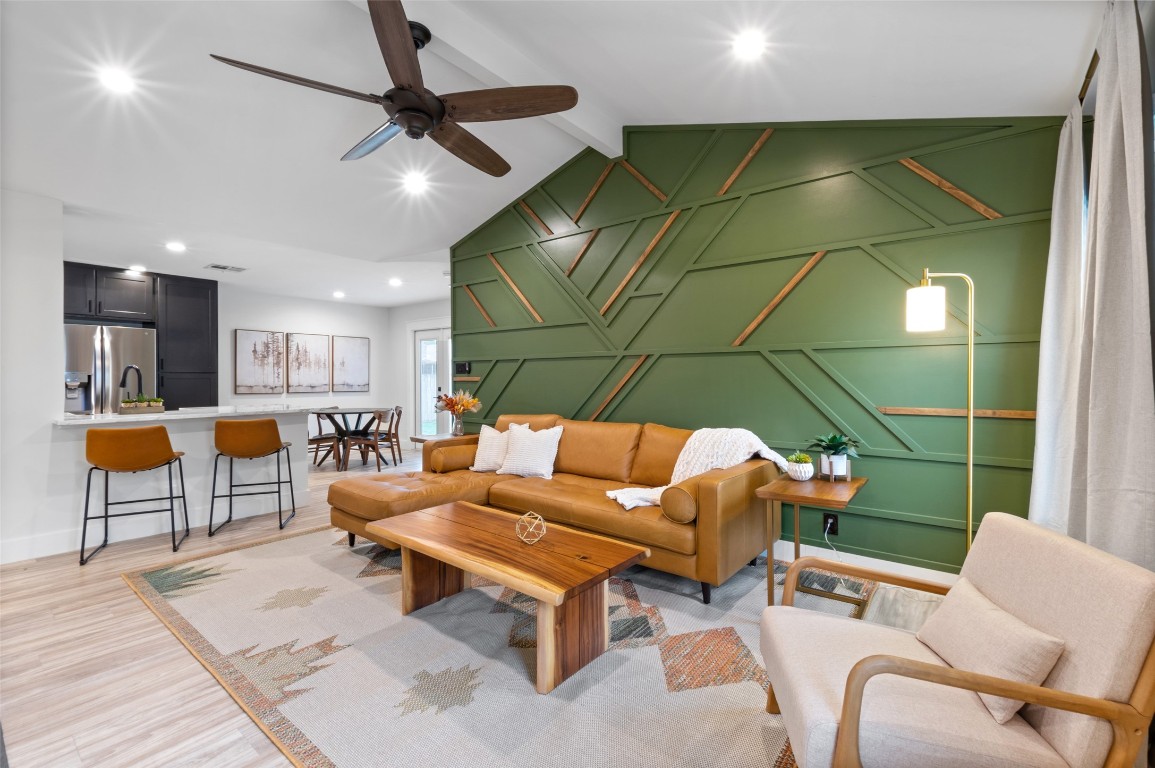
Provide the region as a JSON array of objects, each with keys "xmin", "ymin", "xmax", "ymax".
[{"xmin": 755, "ymin": 475, "xmax": 868, "ymax": 605}]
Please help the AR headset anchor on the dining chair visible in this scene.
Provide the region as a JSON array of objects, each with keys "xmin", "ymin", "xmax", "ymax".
[
  {"xmin": 344, "ymin": 408, "xmax": 397, "ymax": 471},
  {"xmin": 378, "ymin": 405, "xmax": 403, "ymax": 466},
  {"xmin": 308, "ymin": 410, "xmax": 340, "ymax": 468}
]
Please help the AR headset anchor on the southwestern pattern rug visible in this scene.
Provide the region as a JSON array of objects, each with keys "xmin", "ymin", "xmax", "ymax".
[{"xmin": 123, "ymin": 529, "xmax": 873, "ymax": 768}]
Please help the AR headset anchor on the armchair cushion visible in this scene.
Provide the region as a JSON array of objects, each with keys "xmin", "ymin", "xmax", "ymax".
[
  {"xmin": 759, "ymin": 606, "xmax": 1067, "ymax": 768},
  {"xmin": 916, "ymin": 577, "xmax": 1064, "ymax": 724}
]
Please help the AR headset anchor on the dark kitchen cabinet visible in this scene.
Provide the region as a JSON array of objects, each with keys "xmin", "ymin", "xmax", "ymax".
[
  {"xmin": 157, "ymin": 275, "xmax": 218, "ymax": 409},
  {"xmin": 63, "ymin": 262, "xmax": 156, "ymax": 321}
]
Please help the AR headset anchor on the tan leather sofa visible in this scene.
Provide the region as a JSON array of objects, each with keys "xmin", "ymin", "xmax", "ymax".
[{"xmin": 328, "ymin": 414, "xmax": 778, "ymax": 603}]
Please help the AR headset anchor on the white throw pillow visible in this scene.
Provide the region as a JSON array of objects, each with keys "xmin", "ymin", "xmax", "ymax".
[
  {"xmin": 470, "ymin": 424, "xmax": 518, "ymax": 472},
  {"xmin": 497, "ymin": 424, "xmax": 564, "ymax": 479},
  {"xmin": 916, "ymin": 576, "xmax": 1064, "ymax": 724}
]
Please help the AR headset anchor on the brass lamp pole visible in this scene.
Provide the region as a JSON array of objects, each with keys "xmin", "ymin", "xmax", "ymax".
[{"xmin": 906, "ymin": 268, "xmax": 975, "ymax": 551}]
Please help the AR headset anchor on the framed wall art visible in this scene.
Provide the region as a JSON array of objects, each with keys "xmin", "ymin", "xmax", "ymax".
[
  {"xmin": 235, "ymin": 329, "xmax": 285, "ymax": 394},
  {"xmin": 286, "ymin": 333, "xmax": 330, "ymax": 393},
  {"xmin": 332, "ymin": 335, "xmax": 370, "ymax": 392}
]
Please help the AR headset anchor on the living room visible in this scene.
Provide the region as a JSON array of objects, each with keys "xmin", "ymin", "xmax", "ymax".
[{"xmin": 2, "ymin": 1, "xmax": 1154, "ymax": 766}]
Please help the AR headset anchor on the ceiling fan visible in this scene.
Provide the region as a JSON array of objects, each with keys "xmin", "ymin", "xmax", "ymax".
[{"xmin": 211, "ymin": 0, "xmax": 578, "ymax": 177}]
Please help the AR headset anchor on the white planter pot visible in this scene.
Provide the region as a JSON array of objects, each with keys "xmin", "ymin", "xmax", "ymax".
[
  {"xmin": 819, "ymin": 454, "xmax": 850, "ymax": 479},
  {"xmin": 787, "ymin": 462, "xmax": 814, "ymax": 481}
]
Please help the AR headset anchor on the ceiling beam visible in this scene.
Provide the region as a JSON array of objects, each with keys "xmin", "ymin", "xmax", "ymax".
[{"xmin": 346, "ymin": 0, "xmax": 622, "ymax": 157}]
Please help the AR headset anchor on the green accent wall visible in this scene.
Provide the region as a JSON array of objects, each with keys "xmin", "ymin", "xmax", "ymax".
[{"xmin": 450, "ymin": 118, "xmax": 1062, "ymax": 573}]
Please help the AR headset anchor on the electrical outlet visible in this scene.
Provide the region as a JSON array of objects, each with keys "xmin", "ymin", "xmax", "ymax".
[{"xmin": 822, "ymin": 513, "xmax": 839, "ymax": 536}]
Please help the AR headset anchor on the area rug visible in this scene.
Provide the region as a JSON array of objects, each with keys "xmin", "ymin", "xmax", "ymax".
[{"xmin": 123, "ymin": 529, "xmax": 873, "ymax": 768}]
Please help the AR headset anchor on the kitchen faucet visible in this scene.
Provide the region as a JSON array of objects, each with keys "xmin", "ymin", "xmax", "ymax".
[{"xmin": 119, "ymin": 364, "xmax": 143, "ymax": 400}]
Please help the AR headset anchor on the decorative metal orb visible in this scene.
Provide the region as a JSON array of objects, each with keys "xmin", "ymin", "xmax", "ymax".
[{"xmin": 516, "ymin": 511, "xmax": 547, "ymax": 544}]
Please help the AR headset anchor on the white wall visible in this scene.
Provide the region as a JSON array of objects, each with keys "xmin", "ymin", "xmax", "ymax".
[
  {"xmin": 217, "ymin": 286, "xmax": 449, "ymax": 439},
  {"xmin": 1, "ymin": 189, "xmax": 66, "ymax": 562}
]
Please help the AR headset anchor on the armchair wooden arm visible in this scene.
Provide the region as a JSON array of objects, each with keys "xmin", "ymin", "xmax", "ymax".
[
  {"xmin": 781, "ymin": 556, "xmax": 950, "ymax": 607},
  {"xmin": 833, "ymin": 652, "xmax": 1155, "ymax": 768}
]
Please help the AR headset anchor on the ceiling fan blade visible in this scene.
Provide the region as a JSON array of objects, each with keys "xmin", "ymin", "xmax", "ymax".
[
  {"xmin": 367, "ymin": 0, "xmax": 424, "ymax": 91},
  {"xmin": 210, "ymin": 54, "xmax": 383, "ymax": 105},
  {"xmin": 341, "ymin": 121, "xmax": 403, "ymax": 161},
  {"xmin": 429, "ymin": 122, "xmax": 511, "ymax": 177},
  {"xmin": 440, "ymin": 86, "xmax": 579, "ymax": 122}
]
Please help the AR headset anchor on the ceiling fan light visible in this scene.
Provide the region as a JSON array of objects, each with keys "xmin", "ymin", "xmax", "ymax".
[
  {"xmin": 403, "ymin": 172, "xmax": 428, "ymax": 194},
  {"xmin": 98, "ymin": 67, "xmax": 136, "ymax": 94}
]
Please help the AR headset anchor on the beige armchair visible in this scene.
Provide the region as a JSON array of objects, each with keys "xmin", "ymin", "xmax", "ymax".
[{"xmin": 759, "ymin": 512, "xmax": 1155, "ymax": 767}]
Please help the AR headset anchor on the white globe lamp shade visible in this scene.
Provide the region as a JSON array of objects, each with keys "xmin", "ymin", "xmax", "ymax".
[{"xmin": 906, "ymin": 284, "xmax": 946, "ymax": 332}]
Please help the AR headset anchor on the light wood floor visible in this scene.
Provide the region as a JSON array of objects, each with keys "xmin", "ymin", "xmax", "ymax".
[{"xmin": 0, "ymin": 446, "xmax": 421, "ymax": 768}]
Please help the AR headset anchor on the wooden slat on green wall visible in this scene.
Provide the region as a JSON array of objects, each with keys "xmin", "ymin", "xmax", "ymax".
[{"xmin": 450, "ymin": 117, "xmax": 1063, "ymax": 573}]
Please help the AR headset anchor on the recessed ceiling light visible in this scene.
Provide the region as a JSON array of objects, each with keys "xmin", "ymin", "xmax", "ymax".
[
  {"xmin": 332, "ymin": 291, "xmax": 345, "ymax": 299},
  {"xmin": 388, "ymin": 277, "xmax": 403, "ymax": 287},
  {"xmin": 128, "ymin": 264, "xmax": 146, "ymax": 272},
  {"xmin": 731, "ymin": 29, "xmax": 766, "ymax": 61},
  {"xmin": 165, "ymin": 241, "xmax": 187, "ymax": 253},
  {"xmin": 98, "ymin": 67, "xmax": 136, "ymax": 94},
  {"xmin": 403, "ymin": 171, "xmax": 428, "ymax": 194}
]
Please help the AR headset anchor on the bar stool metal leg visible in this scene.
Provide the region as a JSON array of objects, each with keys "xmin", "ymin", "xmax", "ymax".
[
  {"xmin": 80, "ymin": 467, "xmax": 110, "ymax": 566},
  {"xmin": 279, "ymin": 446, "xmax": 296, "ymax": 530},
  {"xmin": 176, "ymin": 457, "xmax": 191, "ymax": 543},
  {"xmin": 208, "ymin": 452, "xmax": 233, "ymax": 537}
]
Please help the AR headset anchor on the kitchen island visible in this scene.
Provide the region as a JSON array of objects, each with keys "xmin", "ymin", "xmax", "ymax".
[{"xmin": 37, "ymin": 406, "xmax": 313, "ymax": 561}]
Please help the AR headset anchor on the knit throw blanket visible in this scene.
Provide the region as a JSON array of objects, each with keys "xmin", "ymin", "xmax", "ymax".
[{"xmin": 606, "ymin": 428, "xmax": 788, "ymax": 510}]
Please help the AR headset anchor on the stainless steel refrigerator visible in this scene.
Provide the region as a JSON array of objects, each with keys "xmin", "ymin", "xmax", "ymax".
[{"xmin": 64, "ymin": 324, "xmax": 156, "ymax": 414}]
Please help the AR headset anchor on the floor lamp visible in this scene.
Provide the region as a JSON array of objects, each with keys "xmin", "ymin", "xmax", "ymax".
[{"xmin": 906, "ymin": 268, "xmax": 975, "ymax": 552}]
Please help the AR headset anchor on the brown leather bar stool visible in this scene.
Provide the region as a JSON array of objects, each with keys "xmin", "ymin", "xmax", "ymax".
[
  {"xmin": 209, "ymin": 418, "xmax": 296, "ymax": 536},
  {"xmin": 81, "ymin": 425, "xmax": 190, "ymax": 565}
]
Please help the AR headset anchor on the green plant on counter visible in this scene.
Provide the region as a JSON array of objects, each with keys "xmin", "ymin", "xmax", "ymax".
[
  {"xmin": 785, "ymin": 452, "xmax": 812, "ymax": 464},
  {"xmin": 148, "ymin": 397, "xmax": 164, "ymax": 405},
  {"xmin": 807, "ymin": 433, "xmax": 860, "ymax": 457}
]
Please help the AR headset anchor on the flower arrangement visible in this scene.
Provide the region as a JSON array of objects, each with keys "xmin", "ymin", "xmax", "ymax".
[
  {"xmin": 434, "ymin": 390, "xmax": 481, "ymax": 415},
  {"xmin": 435, "ymin": 390, "xmax": 481, "ymax": 435}
]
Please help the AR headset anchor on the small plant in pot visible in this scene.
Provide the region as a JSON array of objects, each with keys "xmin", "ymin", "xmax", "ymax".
[
  {"xmin": 785, "ymin": 452, "xmax": 814, "ymax": 481},
  {"xmin": 808, "ymin": 433, "xmax": 859, "ymax": 480}
]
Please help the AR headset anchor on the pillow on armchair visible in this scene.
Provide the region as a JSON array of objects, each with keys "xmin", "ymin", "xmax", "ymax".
[{"xmin": 916, "ymin": 576, "xmax": 1065, "ymax": 723}]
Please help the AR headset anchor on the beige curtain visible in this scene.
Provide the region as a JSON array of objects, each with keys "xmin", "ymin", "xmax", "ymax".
[{"xmin": 1032, "ymin": 0, "xmax": 1155, "ymax": 571}]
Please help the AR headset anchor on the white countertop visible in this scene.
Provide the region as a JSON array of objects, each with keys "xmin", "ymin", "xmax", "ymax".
[{"xmin": 53, "ymin": 405, "xmax": 315, "ymax": 427}]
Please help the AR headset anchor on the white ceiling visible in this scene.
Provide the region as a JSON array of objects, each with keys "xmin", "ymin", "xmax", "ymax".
[{"xmin": 0, "ymin": 1, "xmax": 1129, "ymax": 307}]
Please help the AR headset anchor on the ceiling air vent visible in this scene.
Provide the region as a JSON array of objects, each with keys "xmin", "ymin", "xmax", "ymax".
[{"xmin": 204, "ymin": 263, "xmax": 247, "ymax": 273}]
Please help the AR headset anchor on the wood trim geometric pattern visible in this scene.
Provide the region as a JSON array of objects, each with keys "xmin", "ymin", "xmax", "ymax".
[
  {"xmin": 573, "ymin": 161, "xmax": 615, "ymax": 223},
  {"xmin": 599, "ymin": 210, "xmax": 682, "ymax": 315},
  {"xmin": 462, "ymin": 285, "xmax": 496, "ymax": 328},
  {"xmin": 717, "ymin": 128, "xmax": 775, "ymax": 196},
  {"xmin": 898, "ymin": 158, "xmax": 1003, "ymax": 220},
  {"xmin": 518, "ymin": 200, "xmax": 554, "ymax": 236},
  {"xmin": 732, "ymin": 251, "xmax": 827, "ymax": 346},
  {"xmin": 878, "ymin": 407, "xmax": 1037, "ymax": 420},
  {"xmin": 488, "ymin": 253, "xmax": 544, "ymax": 323},
  {"xmin": 618, "ymin": 160, "xmax": 667, "ymax": 202},
  {"xmin": 589, "ymin": 355, "xmax": 648, "ymax": 421},
  {"xmin": 567, "ymin": 229, "xmax": 600, "ymax": 276},
  {"xmin": 453, "ymin": 376, "xmax": 482, "ymax": 383}
]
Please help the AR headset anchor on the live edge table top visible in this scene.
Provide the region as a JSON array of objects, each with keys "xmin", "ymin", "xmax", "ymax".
[{"xmin": 366, "ymin": 502, "xmax": 649, "ymax": 606}]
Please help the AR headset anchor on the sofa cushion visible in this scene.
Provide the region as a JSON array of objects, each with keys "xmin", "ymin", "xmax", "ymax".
[
  {"xmin": 327, "ymin": 470, "xmax": 505, "ymax": 522},
  {"xmin": 494, "ymin": 413, "xmax": 560, "ymax": 431},
  {"xmin": 429, "ymin": 444, "xmax": 477, "ymax": 473},
  {"xmin": 489, "ymin": 474, "xmax": 695, "ymax": 555},
  {"xmin": 630, "ymin": 423, "xmax": 693, "ymax": 487},
  {"xmin": 554, "ymin": 419, "xmax": 642, "ymax": 483},
  {"xmin": 497, "ymin": 424, "xmax": 564, "ymax": 479},
  {"xmin": 917, "ymin": 576, "xmax": 1064, "ymax": 724},
  {"xmin": 759, "ymin": 606, "xmax": 1067, "ymax": 768},
  {"xmin": 470, "ymin": 424, "xmax": 512, "ymax": 472}
]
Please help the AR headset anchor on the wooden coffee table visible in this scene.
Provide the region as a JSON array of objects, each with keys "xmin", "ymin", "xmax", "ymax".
[{"xmin": 366, "ymin": 502, "xmax": 649, "ymax": 694}]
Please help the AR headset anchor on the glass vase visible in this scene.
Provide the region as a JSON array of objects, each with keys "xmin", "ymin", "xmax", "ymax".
[{"xmin": 452, "ymin": 415, "xmax": 465, "ymax": 436}]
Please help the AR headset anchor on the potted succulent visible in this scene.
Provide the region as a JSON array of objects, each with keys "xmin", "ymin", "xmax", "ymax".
[
  {"xmin": 808, "ymin": 432, "xmax": 859, "ymax": 480},
  {"xmin": 785, "ymin": 452, "xmax": 814, "ymax": 481}
]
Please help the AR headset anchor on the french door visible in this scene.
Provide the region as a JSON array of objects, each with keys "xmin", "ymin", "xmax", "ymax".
[{"xmin": 414, "ymin": 327, "xmax": 452, "ymax": 435}]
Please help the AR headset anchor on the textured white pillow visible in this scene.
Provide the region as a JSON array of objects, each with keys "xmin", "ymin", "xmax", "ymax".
[
  {"xmin": 497, "ymin": 424, "xmax": 564, "ymax": 479},
  {"xmin": 470, "ymin": 424, "xmax": 517, "ymax": 472},
  {"xmin": 916, "ymin": 576, "xmax": 1064, "ymax": 724}
]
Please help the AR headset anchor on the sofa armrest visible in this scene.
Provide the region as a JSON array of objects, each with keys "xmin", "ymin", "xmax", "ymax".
[
  {"xmin": 681, "ymin": 459, "xmax": 779, "ymax": 586},
  {"xmin": 421, "ymin": 435, "xmax": 479, "ymax": 472},
  {"xmin": 834, "ymin": 654, "xmax": 1149, "ymax": 768}
]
